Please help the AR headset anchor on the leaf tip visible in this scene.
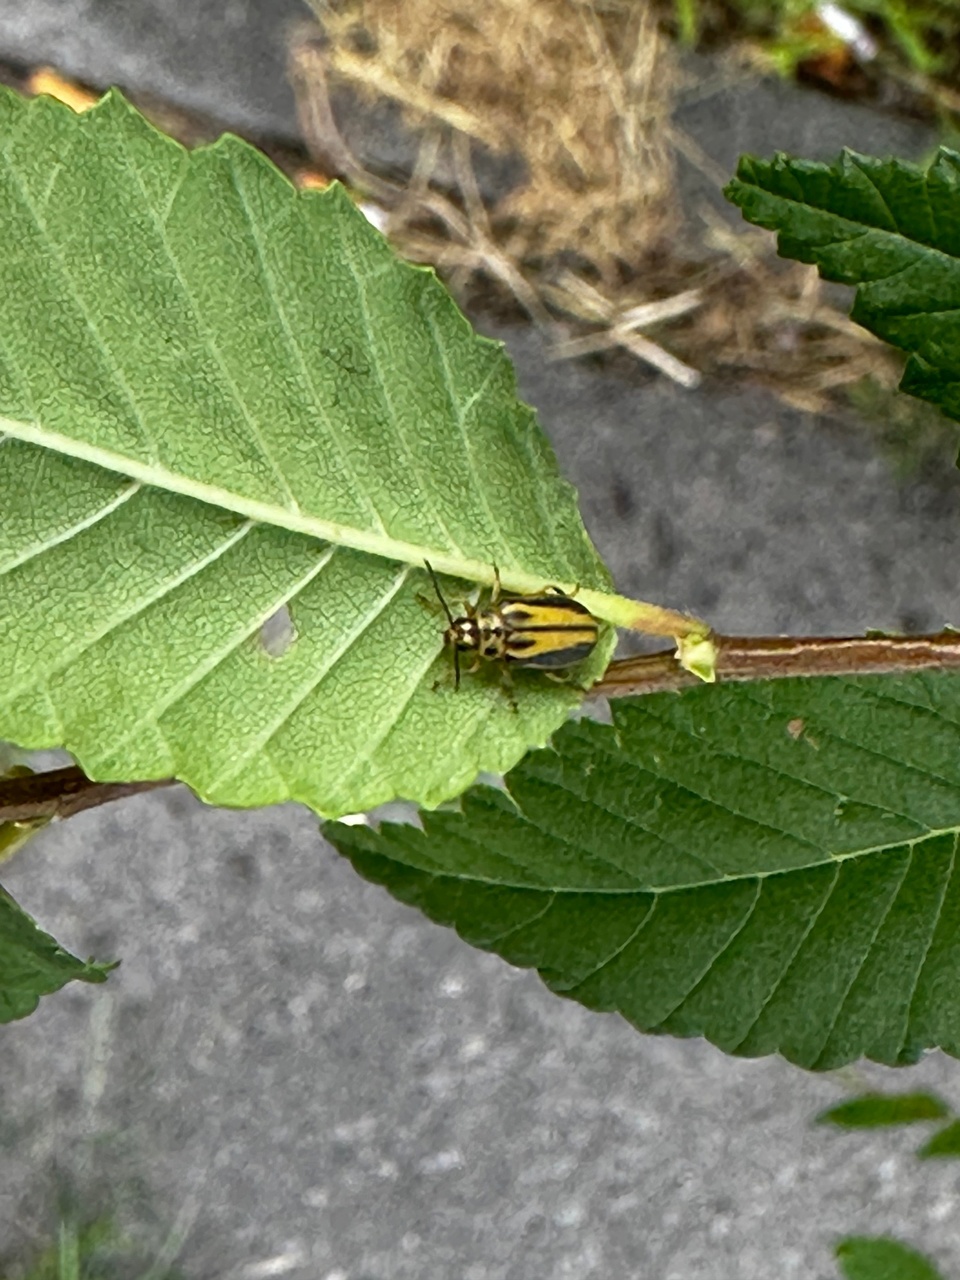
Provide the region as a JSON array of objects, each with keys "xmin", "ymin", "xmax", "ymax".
[{"xmin": 677, "ymin": 632, "xmax": 717, "ymax": 683}]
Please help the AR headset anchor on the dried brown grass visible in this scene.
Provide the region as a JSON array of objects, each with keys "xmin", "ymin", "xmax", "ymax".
[
  {"xmin": 291, "ymin": 0, "xmax": 900, "ymax": 410},
  {"xmin": 305, "ymin": 0, "xmax": 677, "ymax": 265}
]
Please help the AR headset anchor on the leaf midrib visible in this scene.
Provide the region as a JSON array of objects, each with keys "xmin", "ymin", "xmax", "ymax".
[
  {"xmin": 0, "ymin": 413, "xmax": 531, "ymax": 591},
  {"xmin": 392, "ymin": 825, "xmax": 959, "ymax": 896},
  {"xmin": 0, "ymin": 121, "xmax": 557, "ymax": 598}
]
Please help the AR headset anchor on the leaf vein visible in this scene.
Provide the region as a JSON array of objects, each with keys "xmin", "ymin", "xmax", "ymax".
[
  {"xmin": 661, "ymin": 878, "xmax": 764, "ymax": 1023},
  {"xmin": 848, "ymin": 156, "xmax": 900, "ymax": 233},
  {"xmin": 214, "ymin": 566, "xmax": 416, "ymax": 793},
  {"xmin": 337, "ymin": 219, "xmax": 461, "ymax": 555},
  {"xmin": 106, "ymin": 544, "xmax": 338, "ymax": 759},
  {"xmin": 728, "ymin": 863, "xmax": 841, "ymax": 1052},
  {"xmin": 228, "ymin": 161, "xmax": 389, "ymax": 536},
  {"xmin": 424, "ymin": 312, "xmax": 513, "ymax": 561},
  {"xmin": 517, "ymin": 761, "xmax": 728, "ymax": 883},
  {"xmin": 627, "ymin": 708, "xmax": 834, "ymax": 858},
  {"xmin": 563, "ymin": 895, "xmax": 658, "ymax": 991},
  {"xmin": 902, "ymin": 831, "xmax": 957, "ymax": 1056},
  {"xmin": 0, "ymin": 144, "xmax": 160, "ymax": 462},
  {"xmin": 118, "ymin": 132, "xmax": 300, "ymax": 512},
  {"xmin": 812, "ymin": 846, "xmax": 914, "ymax": 1066},
  {"xmin": 729, "ymin": 686, "xmax": 942, "ymax": 827},
  {"xmin": 0, "ymin": 480, "xmax": 141, "ymax": 574},
  {"xmin": 5, "ymin": 519, "xmax": 256, "ymax": 704},
  {"xmin": 481, "ymin": 892, "xmax": 558, "ymax": 946}
]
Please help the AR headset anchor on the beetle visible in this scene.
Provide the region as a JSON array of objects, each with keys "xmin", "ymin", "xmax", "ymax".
[{"xmin": 424, "ymin": 561, "xmax": 600, "ymax": 691}]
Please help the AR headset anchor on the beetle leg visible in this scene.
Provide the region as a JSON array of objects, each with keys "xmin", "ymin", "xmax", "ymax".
[
  {"xmin": 497, "ymin": 662, "xmax": 520, "ymax": 713},
  {"xmin": 543, "ymin": 670, "xmax": 590, "ymax": 688}
]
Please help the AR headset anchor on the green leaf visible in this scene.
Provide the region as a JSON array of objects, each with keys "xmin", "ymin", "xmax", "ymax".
[
  {"xmin": 836, "ymin": 1237, "xmax": 946, "ymax": 1280},
  {"xmin": 328, "ymin": 673, "xmax": 960, "ymax": 1069},
  {"xmin": 0, "ymin": 85, "xmax": 622, "ymax": 818},
  {"xmin": 918, "ymin": 1117, "xmax": 960, "ymax": 1158},
  {"xmin": 817, "ymin": 1091, "xmax": 951, "ymax": 1129},
  {"xmin": 725, "ymin": 146, "xmax": 960, "ymax": 427},
  {"xmin": 0, "ymin": 883, "xmax": 113, "ymax": 1022},
  {"xmin": 14, "ymin": 1214, "xmax": 181, "ymax": 1280},
  {"xmin": 825, "ymin": 1089, "xmax": 951, "ymax": 1130}
]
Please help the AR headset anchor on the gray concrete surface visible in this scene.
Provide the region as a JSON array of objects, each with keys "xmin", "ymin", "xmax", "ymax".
[
  {"xmin": 0, "ymin": 0, "xmax": 306, "ymax": 138},
  {"xmin": 5, "ymin": 787, "xmax": 960, "ymax": 1280},
  {"xmin": 2, "ymin": 3, "xmax": 960, "ymax": 1278}
]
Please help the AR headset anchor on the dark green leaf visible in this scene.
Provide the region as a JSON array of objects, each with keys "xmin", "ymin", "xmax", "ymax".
[
  {"xmin": 328, "ymin": 673, "xmax": 960, "ymax": 1068},
  {"xmin": 836, "ymin": 1237, "xmax": 945, "ymax": 1280},
  {"xmin": 918, "ymin": 1117, "xmax": 960, "ymax": 1159},
  {"xmin": 725, "ymin": 147, "xmax": 960, "ymax": 427},
  {"xmin": 817, "ymin": 1092, "xmax": 950, "ymax": 1129},
  {"xmin": 0, "ymin": 883, "xmax": 113, "ymax": 1022}
]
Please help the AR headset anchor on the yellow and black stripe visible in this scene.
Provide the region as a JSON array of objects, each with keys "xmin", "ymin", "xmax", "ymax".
[
  {"xmin": 498, "ymin": 595, "xmax": 599, "ymax": 668},
  {"xmin": 425, "ymin": 562, "xmax": 601, "ymax": 688}
]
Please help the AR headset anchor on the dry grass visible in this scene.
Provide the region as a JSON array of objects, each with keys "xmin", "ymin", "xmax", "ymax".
[
  {"xmin": 290, "ymin": 0, "xmax": 903, "ymax": 411},
  {"xmin": 303, "ymin": 0, "xmax": 677, "ymax": 262}
]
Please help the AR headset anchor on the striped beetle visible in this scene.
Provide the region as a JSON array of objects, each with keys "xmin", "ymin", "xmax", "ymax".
[{"xmin": 424, "ymin": 561, "xmax": 600, "ymax": 691}]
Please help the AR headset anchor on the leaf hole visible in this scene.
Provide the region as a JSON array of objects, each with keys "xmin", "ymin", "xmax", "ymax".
[{"xmin": 260, "ymin": 605, "xmax": 297, "ymax": 658}]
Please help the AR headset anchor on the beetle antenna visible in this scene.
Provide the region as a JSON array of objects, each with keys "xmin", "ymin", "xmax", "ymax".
[{"xmin": 424, "ymin": 560, "xmax": 456, "ymax": 628}]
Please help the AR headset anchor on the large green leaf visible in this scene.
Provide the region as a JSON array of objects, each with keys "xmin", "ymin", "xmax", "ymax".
[
  {"xmin": 328, "ymin": 673, "xmax": 960, "ymax": 1069},
  {"xmin": 0, "ymin": 882, "xmax": 113, "ymax": 1021},
  {"xmin": 0, "ymin": 86, "xmax": 629, "ymax": 817},
  {"xmin": 725, "ymin": 146, "xmax": 960, "ymax": 425}
]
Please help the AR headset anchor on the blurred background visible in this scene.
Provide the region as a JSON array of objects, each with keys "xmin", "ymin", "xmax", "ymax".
[{"xmin": 2, "ymin": 2, "xmax": 960, "ymax": 1276}]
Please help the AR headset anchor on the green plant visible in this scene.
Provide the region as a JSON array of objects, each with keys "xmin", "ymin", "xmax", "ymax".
[
  {"xmin": 835, "ymin": 1236, "xmax": 947, "ymax": 1280},
  {"xmin": 684, "ymin": 0, "xmax": 960, "ymax": 81},
  {"xmin": 819, "ymin": 1085, "xmax": 960, "ymax": 1157},
  {"xmin": 5, "ymin": 1213, "xmax": 184, "ymax": 1280},
  {"xmin": 3, "ymin": 85, "xmax": 960, "ymax": 1102},
  {"xmin": 816, "ymin": 1088, "xmax": 960, "ymax": 1276}
]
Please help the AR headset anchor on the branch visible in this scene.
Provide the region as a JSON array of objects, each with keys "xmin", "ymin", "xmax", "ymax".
[
  {"xmin": 0, "ymin": 766, "xmax": 176, "ymax": 824},
  {"xmin": 3, "ymin": 632, "xmax": 960, "ymax": 825},
  {"xmin": 591, "ymin": 631, "xmax": 960, "ymax": 697}
]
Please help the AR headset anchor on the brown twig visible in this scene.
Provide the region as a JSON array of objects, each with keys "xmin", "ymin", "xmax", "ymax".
[
  {"xmin": 3, "ymin": 634, "xmax": 959, "ymax": 825},
  {"xmin": 591, "ymin": 631, "xmax": 960, "ymax": 698},
  {"xmin": 0, "ymin": 766, "xmax": 176, "ymax": 825}
]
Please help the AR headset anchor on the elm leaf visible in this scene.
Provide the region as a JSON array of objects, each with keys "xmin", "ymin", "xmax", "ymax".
[
  {"xmin": 329, "ymin": 674, "xmax": 960, "ymax": 1069},
  {"xmin": 726, "ymin": 145, "xmax": 960, "ymax": 430},
  {"xmin": 0, "ymin": 883, "xmax": 113, "ymax": 1022},
  {"xmin": 0, "ymin": 85, "xmax": 625, "ymax": 817}
]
